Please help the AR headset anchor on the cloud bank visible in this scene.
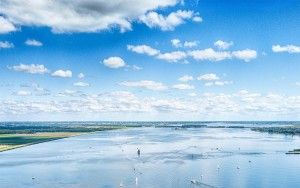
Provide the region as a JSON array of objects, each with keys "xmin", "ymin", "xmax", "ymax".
[{"xmin": 0, "ymin": 0, "xmax": 195, "ymax": 33}]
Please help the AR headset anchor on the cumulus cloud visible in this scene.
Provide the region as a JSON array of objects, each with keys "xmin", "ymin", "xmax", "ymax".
[
  {"xmin": 0, "ymin": 16, "xmax": 16, "ymax": 34},
  {"xmin": 51, "ymin": 70, "xmax": 72, "ymax": 78},
  {"xmin": 140, "ymin": 10, "xmax": 200, "ymax": 31},
  {"xmin": 197, "ymin": 73, "xmax": 232, "ymax": 86},
  {"xmin": 192, "ymin": 16, "xmax": 203, "ymax": 22},
  {"xmin": 188, "ymin": 48, "xmax": 231, "ymax": 61},
  {"xmin": 205, "ymin": 81, "xmax": 233, "ymax": 87},
  {"xmin": 189, "ymin": 48, "xmax": 257, "ymax": 62},
  {"xmin": 120, "ymin": 80, "xmax": 167, "ymax": 91},
  {"xmin": 171, "ymin": 39, "xmax": 181, "ymax": 48},
  {"xmin": 18, "ymin": 83, "xmax": 51, "ymax": 96},
  {"xmin": 102, "ymin": 56, "xmax": 126, "ymax": 68},
  {"xmin": 129, "ymin": 42, "xmax": 257, "ymax": 63},
  {"xmin": 9, "ymin": 64, "xmax": 48, "ymax": 74},
  {"xmin": 232, "ymin": 49, "xmax": 257, "ymax": 62},
  {"xmin": 0, "ymin": 0, "xmax": 181, "ymax": 33},
  {"xmin": 127, "ymin": 45, "xmax": 160, "ymax": 56},
  {"xmin": 197, "ymin": 73, "xmax": 220, "ymax": 81},
  {"xmin": 73, "ymin": 82, "xmax": 90, "ymax": 87},
  {"xmin": 57, "ymin": 90, "xmax": 78, "ymax": 97},
  {"xmin": 157, "ymin": 51, "xmax": 187, "ymax": 62},
  {"xmin": 172, "ymin": 83, "xmax": 194, "ymax": 90},
  {"xmin": 3, "ymin": 90, "xmax": 300, "ymax": 120},
  {"xmin": 0, "ymin": 41, "xmax": 14, "ymax": 49},
  {"xmin": 25, "ymin": 39, "xmax": 43, "ymax": 47},
  {"xmin": 171, "ymin": 39, "xmax": 198, "ymax": 48},
  {"xmin": 214, "ymin": 40, "xmax": 233, "ymax": 50},
  {"xmin": 215, "ymin": 81, "xmax": 232, "ymax": 86},
  {"xmin": 178, "ymin": 75, "xmax": 193, "ymax": 82},
  {"xmin": 272, "ymin": 44, "xmax": 300, "ymax": 53},
  {"xmin": 127, "ymin": 44, "xmax": 187, "ymax": 63},
  {"xmin": 184, "ymin": 41, "xmax": 198, "ymax": 48}
]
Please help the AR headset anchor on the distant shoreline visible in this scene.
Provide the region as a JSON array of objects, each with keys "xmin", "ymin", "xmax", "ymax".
[
  {"xmin": 251, "ymin": 126, "xmax": 300, "ymax": 136},
  {"xmin": 1, "ymin": 122, "xmax": 300, "ymax": 153}
]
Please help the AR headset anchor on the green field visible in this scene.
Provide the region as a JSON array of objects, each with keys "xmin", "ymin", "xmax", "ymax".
[
  {"xmin": 0, "ymin": 124, "xmax": 124, "ymax": 152},
  {"xmin": 0, "ymin": 132, "xmax": 82, "ymax": 152}
]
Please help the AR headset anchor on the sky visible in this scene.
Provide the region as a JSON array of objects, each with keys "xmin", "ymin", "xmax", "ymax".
[{"xmin": 1, "ymin": 0, "xmax": 300, "ymax": 121}]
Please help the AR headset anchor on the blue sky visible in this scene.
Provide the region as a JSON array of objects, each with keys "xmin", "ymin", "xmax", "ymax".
[{"xmin": 1, "ymin": 0, "xmax": 300, "ymax": 121}]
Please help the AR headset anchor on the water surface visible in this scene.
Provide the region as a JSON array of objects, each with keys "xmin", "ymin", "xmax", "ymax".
[{"xmin": 0, "ymin": 126, "xmax": 300, "ymax": 188}]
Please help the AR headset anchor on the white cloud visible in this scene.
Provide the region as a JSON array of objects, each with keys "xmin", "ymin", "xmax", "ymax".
[
  {"xmin": 205, "ymin": 81, "xmax": 233, "ymax": 86},
  {"xmin": 198, "ymin": 73, "xmax": 232, "ymax": 86},
  {"xmin": 140, "ymin": 10, "xmax": 199, "ymax": 31},
  {"xmin": 272, "ymin": 44, "xmax": 300, "ymax": 53},
  {"xmin": 172, "ymin": 83, "xmax": 194, "ymax": 90},
  {"xmin": 189, "ymin": 48, "xmax": 257, "ymax": 62},
  {"xmin": 0, "ymin": 0, "xmax": 180, "ymax": 33},
  {"xmin": 120, "ymin": 80, "xmax": 167, "ymax": 91},
  {"xmin": 171, "ymin": 39, "xmax": 181, "ymax": 48},
  {"xmin": 130, "ymin": 43, "xmax": 257, "ymax": 63},
  {"xmin": 78, "ymin": 73, "xmax": 85, "ymax": 79},
  {"xmin": 171, "ymin": 39, "xmax": 198, "ymax": 48},
  {"xmin": 197, "ymin": 73, "xmax": 220, "ymax": 81},
  {"xmin": 51, "ymin": 70, "xmax": 72, "ymax": 78},
  {"xmin": 178, "ymin": 75, "xmax": 193, "ymax": 82},
  {"xmin": 0, "ymin": 41, "xmax": 14, "ymax": 49},
  {"xmin": 57, "ymin": 90, "xmax": 77, "ymax": 97},
  {"xmin": 215, "ymin": 81, "xmax": 232, "ymax": 86},
  {"xmin": 0, "ymin": 16, "xmax": 16, "ymax": 34},
  {"xmin": 103, "ymin": 56, "xmax": 126, "ymax": 69},
  {"xmin": 127, "ymin": 45, "xmax": 160, "ymax": 56},
  {"xmin": 25, "ymin": 39, "xmax": 43, "ymax": 47},
  {"xmin": 33, "ymin": 84, "xmax": 51, "ymax": 96},
  {"xmin": 157, "ymin": 51, "xmax": 186, "ymax": 62},
  {"xmin": 192, "ymin": 16, "xmax": 203, "ymax": 22},
  {"xmin": 188, "ymin": 48, "xmax": 231, "ymax": 61},
  {"xmin": 4, "ymin": 90, "xmax": 300, "ymax": 120},
  {"xmin": 183, "ymin": 41, "xmax": 198, "ymax": 48},
  {"xmin": 214, "ymin": 40, "xmax": 233, "ymax": 50},
  {"xmin": 73, "ymin": 82, "xmax": 90, "ymax": 87},
  {"xmin": 16, "ymin": 90, "xmax": 31, "ymax": 96},
  {"xmin": 10, "ymin": 64, "xmax": 48, "ymax": 74},
  {"xmin": 127, "ymin": 43, "xmax": 188, "ymax": 63},
  {"xmin": 232, "ymin": 49, "xmax": 257, "ymax": 62}
]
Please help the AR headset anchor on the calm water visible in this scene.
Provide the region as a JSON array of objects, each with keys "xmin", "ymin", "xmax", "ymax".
[{"xmin": 0, "ymin": 126, "xmax": 300, "ymax": 188}]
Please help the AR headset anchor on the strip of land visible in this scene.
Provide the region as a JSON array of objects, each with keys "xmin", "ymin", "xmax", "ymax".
[
  {"xmin": 0, "ymin": 124, "xmax": 123, "ymax": 152},
  {"xmin": 286, "ymin": 149, "xmax": 300, "ymax": 154},
  {"xmin": 251, "ymin": 126, "xmax": 300, "ymax": 154},
  {"xmin": 251, "ymin": 126, "xmax": 300, "ymax": 136}
]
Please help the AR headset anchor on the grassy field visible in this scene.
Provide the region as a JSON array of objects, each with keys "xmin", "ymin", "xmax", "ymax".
[
  {"xmin": 0, "ymin": 124, "xmax": 124, "ymax": 152},
  {"xmin": 0, "ymin": 132, "xmax": 83, "ymax": 152}
]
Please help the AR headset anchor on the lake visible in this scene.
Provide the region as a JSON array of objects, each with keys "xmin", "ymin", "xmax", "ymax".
[{"xmin": 0, "ymin": 126, "xmax": 300, "ymax": 188}]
